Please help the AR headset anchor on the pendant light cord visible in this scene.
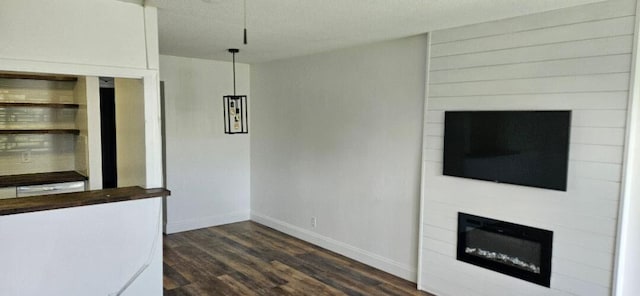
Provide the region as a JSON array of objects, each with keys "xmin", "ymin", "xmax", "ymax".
[
  {"xmin": 232, "ymin": 51, "xmax": 236, "ymax": 95},
  {"xmin": 243, "ymin": 0, "xmax": 247, "ymax": 44}
]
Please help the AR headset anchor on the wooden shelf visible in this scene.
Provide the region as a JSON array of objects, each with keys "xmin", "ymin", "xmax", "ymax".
[
  {"xmin": 0, "ymin": 186, "xmax": 171, "ymax": 216},
  {"xmin": 0, "ymin": 73, "xmax": 77, "ymax": 82},
  {"xmin": 0, "ymin": 102, "xmax": 79, "ymax": 109},
  {"xmin": 0, "ymin": 129, "xmax": 80, "ymax": 135},
  {"xmin": 0, "ymin": 171, "xmax": 87, "ymax": 188}
]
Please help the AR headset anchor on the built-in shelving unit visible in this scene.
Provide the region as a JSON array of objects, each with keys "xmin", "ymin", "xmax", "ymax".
[
  {"xmin": 0, "ymin": 73, "xmax": 80, "ymax": 135},
  {"xmin": 0, "ymin": 71, "xmax": 85, "ymax": 178}
]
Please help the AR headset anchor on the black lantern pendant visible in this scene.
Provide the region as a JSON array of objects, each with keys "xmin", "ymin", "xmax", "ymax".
[{"xmin": 223, "ymin": 48, "xmax": 248, "ymax": 134}]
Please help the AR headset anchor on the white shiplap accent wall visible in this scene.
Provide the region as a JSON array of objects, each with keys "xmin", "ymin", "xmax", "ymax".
[{"xmin": 419, "ymin": 0, "xmax": 636, "ymax": 295}]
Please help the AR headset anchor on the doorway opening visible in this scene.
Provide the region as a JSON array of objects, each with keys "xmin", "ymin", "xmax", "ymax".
[{"xmin": 99, "ymin": 77, "xmax": 117, "ymax": 188}]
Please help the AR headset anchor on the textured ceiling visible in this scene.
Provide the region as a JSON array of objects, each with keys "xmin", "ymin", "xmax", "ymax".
[{"xmin": 148, "ymin": 0, "xmax": 604, "ymax": 64}]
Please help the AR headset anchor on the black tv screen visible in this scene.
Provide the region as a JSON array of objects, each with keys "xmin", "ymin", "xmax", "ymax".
[{"xmin": 443, "ymin": 111, "xmax": 571, "ymax": 191}]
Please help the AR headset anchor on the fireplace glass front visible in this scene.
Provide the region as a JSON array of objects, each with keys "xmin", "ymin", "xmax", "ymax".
[{"xmin": 457, "ymin": 213, "xmax": 553, "ymax": 287}]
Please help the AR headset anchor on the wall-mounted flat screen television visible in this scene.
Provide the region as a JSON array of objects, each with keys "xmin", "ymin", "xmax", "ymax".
[{"xmin": 443, "ymin": 111, "xmax": 571, "ymax": 191}]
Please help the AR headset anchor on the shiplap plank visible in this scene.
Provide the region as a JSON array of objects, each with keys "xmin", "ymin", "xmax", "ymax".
[
  {"xmin": 573, "ymin": 178, "xmax": 621, "ymax": 201},
  {"xmin": 552, "ymin": 273, "xmax": 611, "ymax": 296},
  {"xmin": 425, "ymin": 110, "xmax": 444, "ymax": 123},
  {"xmin": 424, "ymin": 123, "xmax": 443, "ymax": 136},
  {"xmin": 552, "ymin": 213, "xmax": 617, "ymax": 238},
  {"xmin": 432, "ymin": 16, "xmax": 634, "ymax": 57},
  {"xmin": 422, "ymin": 161, "xmax": 443, "ymax": 176},
  {"xmin": 423, "ymin": 148, "xmax": 441, "ymax": 163},
  {"xmin": 431, "ymin": 0, "xmax": 636, "ymax": 44},
  {"xmin": 424, "ymin": 183, "xmax": 618, "ymax": 236},
  {"xmin": 571, "ymin": 127, "xmax": 626, "ymax": 146},
  {"xmin": 571, "ymin": 161, "xmax": 622, "ymax": 182},
  {"xmin": 431, "ymin": 35, "xmax": 633, "ymax": 71},
  {"xmin": 430, "ymin": 73, "xmax": 629, "ymax": 97},
  {"xmin": 422, "ymin": 237, "xmax": 455, "ymax": 258},
  {"xmin": 554, "ymin": 243, "xmax": 614, "ymax": 271},
  {"xmin": 423, "ymin": 179, "xmax": 617, "ymax": 218},
  {"xmin": 553, "ymin": 258, "xmax": 612, "ymax": 287},
  {"xmin": 430, "ymin": 54, "xmax": 631, "ymax": 84},
  {"xmin": 421, "ymin": 224, "xmax": 456, "ymax": 244},
  {"xmin": 569, "ymin": 144, "xmax": 624, "ymax": 163},
  {"xmin": 424, "ymin": 136, "xmax": 443, "ymax": 149},
  {"xmin": 423, "ymin": 162, "xmax": 621, "ymax": 201},
  {"xmin": 572, "ymin": 110, "xmax": 627, "ymax": 127},
  {"xmin": 555, "ymin": 227, "xmax": 616, "ymax": 254},
  {"xmin": 428, "ymin": 92, "xmax": 628, "ymax": 111},
  {"xmin": 424, "ymin": 176, "xmax": 620, "ymax": 220},
  {"xmin": 561, "ymin": 196, "xmax": 619, "ymax": 219},
  {"xmin": 421, "ymin": 266, "xmax": 483, "ymax": 296}
]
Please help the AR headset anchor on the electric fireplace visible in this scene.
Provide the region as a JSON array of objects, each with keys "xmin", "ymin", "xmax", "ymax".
[{"xmin": 457, "ymin": 213, "xmax": 553, "ymax": 287}]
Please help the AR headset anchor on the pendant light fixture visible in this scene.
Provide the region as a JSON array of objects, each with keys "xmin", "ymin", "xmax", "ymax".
[{"xmin": 223, "ymin": 48, "xmax": 248, "ymax": 134}]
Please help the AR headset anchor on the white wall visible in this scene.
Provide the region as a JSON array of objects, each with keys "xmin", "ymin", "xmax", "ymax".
[
  {"xmin": 0, "ymin": 0, "xmax": 148, "ymax": 69},
  {"xmin": 160, "ymin": 55, "xmax": 251, "ymax": 234},
  {"xmin": 250, "ymin": 35, "xmax": 427, "ymax": 281},
  {"xmin": 0, "ymin": 197, "xmax": 163, "ymax": 296},
  {"xmin": 418, "ymin": 0, "xmax": 636, "ymax": 295}
]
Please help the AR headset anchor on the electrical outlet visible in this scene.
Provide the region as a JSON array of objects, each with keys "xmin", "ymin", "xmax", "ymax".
[
  {"xmin": 21, "ymin": 150, "xmax": 31, "ymax": 163},
  {"xmin": 311, "ymin": 217, "xmax": 317, "ymax": 228}
]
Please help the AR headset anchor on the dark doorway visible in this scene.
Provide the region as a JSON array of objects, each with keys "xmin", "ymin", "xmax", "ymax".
[{"xmin": 100, "ymin": 78, "xmax": 117, "ymax": 188}]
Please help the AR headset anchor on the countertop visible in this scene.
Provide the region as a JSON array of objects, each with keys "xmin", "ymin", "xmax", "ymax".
[
  {"xmin": 0, "ymin": 171, "xmax": 87, "ymax": 187},
  {"xmin": 0, "ymin": 186, "xmax": 170, "ymax": 216}
]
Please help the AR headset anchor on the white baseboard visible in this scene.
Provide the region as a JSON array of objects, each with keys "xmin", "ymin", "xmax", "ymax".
[
  {"xmin": 165, "ymin": 210, "xmax": 250, "ymax": 234},
  {"xmin": 251, "ymin": 211, "xmax": 417, "ymax": 282}
]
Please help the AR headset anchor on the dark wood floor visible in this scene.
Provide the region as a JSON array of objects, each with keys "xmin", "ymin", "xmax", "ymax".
[{"xmin": 163, "ymin": 221, "xmax": 432, "ymax": 296}]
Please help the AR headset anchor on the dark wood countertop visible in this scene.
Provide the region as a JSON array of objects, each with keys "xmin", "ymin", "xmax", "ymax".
[
  {"xmin": 0, "ymin": 186, "xmax": 170, "ymax": 216},
  {"xmin": 0, "ymin": 171, "xmax": 87, "ymax": 187}
]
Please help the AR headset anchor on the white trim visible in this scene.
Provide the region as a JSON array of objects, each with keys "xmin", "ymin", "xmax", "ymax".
[
  {"xmin": 143, "ymin": 73, "xmax": 163, "ymax": 188},
  {"xmin": 613, "ymin": 0, "xmax": 640, "ymax": 295},
  {"xmin": 251, "ymin": 211, "xmax": 417, "ymax": 282},
  {"xmin": 0, "ymin": 57, "xmax": 156, "ymax": 78},
  {"xmin": 165, "ymin": 211, "xmax": 250, "ymax": 234},
  {"xmin": 417, "ymin": 32, "xmax": 432, "ymax": 292},
  {"xmin": 143, "ymin": 6, "xmax": 160, "ymax": 70},
  {"xmin": 85, "ymin": 76, "xmax": 104, "ymax": 190}
]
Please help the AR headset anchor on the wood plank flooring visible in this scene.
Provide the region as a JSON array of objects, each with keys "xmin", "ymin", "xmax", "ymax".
[{"xmin": 163, "ymin": 221, "xmax": 433, "ymax": 296}]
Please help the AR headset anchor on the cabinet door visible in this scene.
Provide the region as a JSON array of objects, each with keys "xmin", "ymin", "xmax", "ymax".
[{"xmin": 0, "ymin": 187, "xmax": 17, "ymax": 199}]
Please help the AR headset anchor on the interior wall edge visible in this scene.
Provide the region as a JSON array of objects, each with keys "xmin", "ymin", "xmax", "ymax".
[
  {"xmin": 613, "ymin": 0, "xmax": 640, "ymax": 294},
  {"xmin": 416, "ymin": 31, "xmax": 433, "ymax": 292}
]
